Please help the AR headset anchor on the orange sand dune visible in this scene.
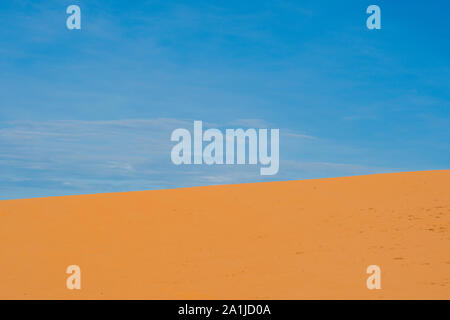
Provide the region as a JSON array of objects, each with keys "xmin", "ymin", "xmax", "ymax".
[{"xmin": 0, "ymin": 170, "xmax": 449, "ymax": 299}]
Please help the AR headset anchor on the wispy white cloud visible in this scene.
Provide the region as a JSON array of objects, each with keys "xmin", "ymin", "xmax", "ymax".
[
  {"xmin": 282, "ymin": 131, "xmax": 316, "ymax": 140},
  {"xmin": 228, "ymin": 118, "xmax": 272, "ymax": 128},
  {"xmin": 0, "ymin": 117, "xmax": 396, "ymax": 200}
]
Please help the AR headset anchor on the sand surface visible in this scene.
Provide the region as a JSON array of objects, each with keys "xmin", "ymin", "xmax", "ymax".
[{"xmin": 0, "ymin": 170, "xmax": 449, "ymax": 299}]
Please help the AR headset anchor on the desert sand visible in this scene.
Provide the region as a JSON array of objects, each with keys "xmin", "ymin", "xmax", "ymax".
[{"xmin": 0, "ymin": 170, "xmax": 449, "ymax": 299}]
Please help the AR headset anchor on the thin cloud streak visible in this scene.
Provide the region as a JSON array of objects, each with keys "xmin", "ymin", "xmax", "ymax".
[{"xmin": 0, "ymin": 118, "xmax": 392, "ymax": 200}]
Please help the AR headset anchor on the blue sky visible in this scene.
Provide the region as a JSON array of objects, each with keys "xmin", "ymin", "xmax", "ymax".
[{"xmin": 0, "ymin": 0, "xmax": 449, "ymax": 199}]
